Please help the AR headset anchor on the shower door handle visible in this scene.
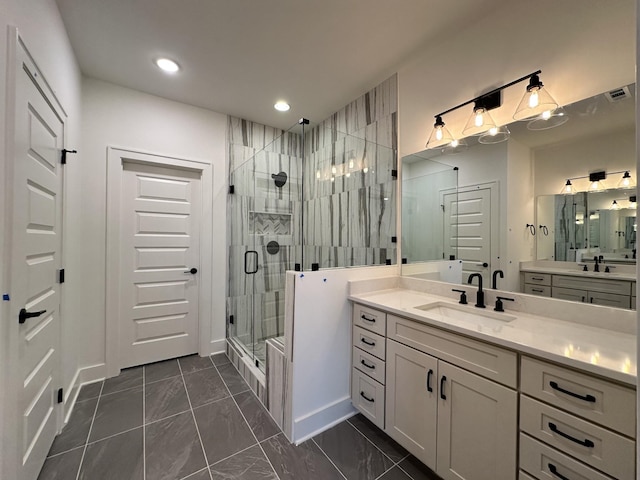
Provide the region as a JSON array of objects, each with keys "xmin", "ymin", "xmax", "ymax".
[{"xmin": 244, "ymin": 250, "xmax": 259, "ymax": 274}]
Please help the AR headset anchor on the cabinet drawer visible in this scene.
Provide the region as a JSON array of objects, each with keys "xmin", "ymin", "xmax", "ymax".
[
  {"xmin": 353, "ymin": 304, "xmax": 386, "ymax": 336},
  {"xmin": 353, "ymin": 347, "xmax": 385, "ymax": 385},
  {"xmin": 518, "ymin": 472, "xmax": 537, "ymax": 480},
  {"xmin": 552, "ymin": 275, "xmax": 632, "ymax": 296},
  {"xmin": 353, "ymin": 325, "xmax": 385, "ymax": 360},
  {"xmin": 387, "ymin": 315, "xmax": 517, "ymax": 388},
  {"xmin": 524, "ymin": 273, "xmax": 552, "ymax": 286},
  {"xmin": 521, "ymin": 356, "xmax": 636, "ymax": 437},
  {"xmin": 588, "ymin": 291, "xmax": 630, "ymax": 309},
  {"xmin": 524, "ymin": 284, "xmax": 551, "ymax": 297},
  {"xmin": 519, "ymin": 433, "xmax": 616, "ymax": 480},
  {"xmin": 552, "ymin": 286, "xmax": 587, "ymax": 303},
  {"xmin": 520, "ymin": 396, "xmax": 635, "ymax": 479},
  {"xmin": 351, "ymin": 367, "xmax": 384, "ymax": 429}
]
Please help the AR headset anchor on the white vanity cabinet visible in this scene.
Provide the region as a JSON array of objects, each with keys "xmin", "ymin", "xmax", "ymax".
[{"xmin": 374, "ymin": 310, "xmax": 518, "ymax": 480}]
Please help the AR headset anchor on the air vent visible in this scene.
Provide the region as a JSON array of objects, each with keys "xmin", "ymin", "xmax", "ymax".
[{"xmin": 605, "ymin": 85, "xmax": 631, "ymax": 103}]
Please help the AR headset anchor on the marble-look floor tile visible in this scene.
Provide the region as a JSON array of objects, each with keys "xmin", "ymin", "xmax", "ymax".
[
  {"xmin": 89, "ymin": 387, "xmax": 142, "ymax": 442},
  {"xmin": 193, "ymin": 397, "xmax": 256, "ymax": 465},
  {"xmin": 261, "ymin": 433, "xmax": 344, "ymax": 480},
  {"xmin": 180, "ymin": 354, "xmax": 214, "ymax": 374},
  {"xmin": 314, "ymin": 421, "xmax": 393, "ymax": 480},
  {"xmin": 209, "ymin": 444, "xmax": 277, "ymax": 480},
  {"xmin": 49, "ymin": 396, "xmax": 98, "ymax": 455},
  {"xmin": 184, "ymin": 368, "xmax": 229, "ymax": 408},
  {"xmin": 79, "ymin": 428, "xmax": 143, "ymax": 480},
  {"xmin": 76, "ymin": 381, "xmax": 103, "ymax": 403},
  {"xmin": 102, "ymin": 366, "xmax": 142, "ymax": 394},
  {"xmin": 181, "ymin": 468, "xmax": 212, "ymax": 480},
  {"xmin": 217, "ymin": 363, "xmax": 249, "ymax": 395},
  {"xmin": 146, "ymin": 359, "xmax": 181, "ymax": 384},
  {"xmin": 211, "ymin": 353, "xmax": 231, "ymax": 366},
  {"xmin": 348, "ymin": 414, "xmax": 407, "ymax": 462},
  {"xmin": 397, "ymin": 456, "xmax": 441, "ymax": 480},
  {"xmin": 145, "ymin": 376, "xmax": 190, "ymax": 423},
  {"xmin": 378, "ymin": 466, "xmax": 412, "ymax": 480},
  {"xmin": 38, "ymin": 447, "xmax": 83, "ymax": 480},
  {"xmin": 146, "ymin": 411, "xmax": 207, "ymax": 480},
  {"xmin": 234, "ymin": 391, "xmax": 280, "ymax": 442}
]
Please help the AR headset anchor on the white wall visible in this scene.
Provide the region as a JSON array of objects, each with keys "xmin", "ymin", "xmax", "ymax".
[
  {"xmin": 80, "ymin": 78, "xmax": 228, "ymax": 371},
  {"xmin": 398, "ymin": 0, "xmax": 635, "ymax": 157},
  {"xmin": 0, "ymin": 0, "xmax": 82, "ymax": 474}
]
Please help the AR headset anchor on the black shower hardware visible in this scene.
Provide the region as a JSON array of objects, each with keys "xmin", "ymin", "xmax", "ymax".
[
  {"xmin": 244, "ymin": 250, "xmax": 258, "ymax": 274},
  {"xmin": 266, "ymin": 241, "xmax": 280, "ymax": 255},
  {"xmin": 526, "ymin": 224, "xmax": 536, "ymax": 235},
  {"xmin": 494, "ymin": 296, "xmax": 514, "ymax": 312},
  {"xmin": 467, "ymin": 273, "xmax": 485, "ymax": 308},
  {"xmin": 452, "ymin": 289, "xmax": 468, "ymax": 304},
  {"xmin": 491, "ymin": 270, "xmax": 504, "ymax": 289},
  {"xmin": 183, "ymin": 268, "xmax": 198, "ymax": 274},
  {"xmin": 538, "ymin": 225, "xmax": 549, "ymax": 236},
  {"xmin": 271, "ymin": 171, "xmax": 287, "ymax": 188}
]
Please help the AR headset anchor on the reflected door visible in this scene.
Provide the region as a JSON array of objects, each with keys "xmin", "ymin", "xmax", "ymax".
[{"xmin": 444, "ymin": 188, "xmax": 492, "ymax": 278}]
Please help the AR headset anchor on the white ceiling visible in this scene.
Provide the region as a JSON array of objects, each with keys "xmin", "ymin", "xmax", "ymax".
[{"xmin": 55, "ymin": 0, "xmax": 507, "ymax": 129}]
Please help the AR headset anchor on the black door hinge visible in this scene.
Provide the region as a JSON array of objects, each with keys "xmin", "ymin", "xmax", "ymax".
[
  {"xmin": 57, "ymin": 388, "xmax": 63, "ymax": 404},
  {"xmin": 229, "ymin": 185, "xmax": 235, "ymax": 194},
  {"xmin": 61, "ymin": 149, "xmax": 77, "ymax": 165},
  {"xmin": 229, "ymin": 315, "xmax": 234, "ymax": 325},
  {"xmin": 255, "ymin": 359, "xmax": 260, "ymax": 368},
  {"xmin": 391, "ymin": 169, "xmax": 398, "ymax": 179},
  {"xmin": 391, "ymin": 236, "xmax": 397, "ymax": 243},
  {"xmin": 58, "ymin": 269, "xmax": 65, "ymax": 284}
]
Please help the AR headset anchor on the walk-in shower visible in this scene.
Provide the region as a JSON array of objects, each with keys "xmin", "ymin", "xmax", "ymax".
[{"xmin": 226, "ymin": 118, "xmax": 398, "ymax": 370}]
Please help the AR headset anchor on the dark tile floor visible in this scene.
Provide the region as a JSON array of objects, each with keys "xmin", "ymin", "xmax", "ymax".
[{"xmin": 38, "ymin": 353, "xmax": 440, "ymax": 480}]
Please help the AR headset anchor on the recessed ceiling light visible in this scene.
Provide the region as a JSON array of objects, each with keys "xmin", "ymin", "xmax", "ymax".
[
  {"xmin": 155, "ymin": 58, "xmax": 180, "ymax": 73},
  {"xmin": 274, "ymin": 101, "xmax": 290, "ymax": 112}
]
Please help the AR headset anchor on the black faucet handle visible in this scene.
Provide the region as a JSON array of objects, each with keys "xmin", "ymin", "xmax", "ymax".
[
  {"xmin": 494, "ymin": 296, "xmax": 514, "ymax": 312},
  {"xmin": 578, "ymin": 263, "xmax": 588, "ymax": 271},
  {"xmin": 452, "ymin": 289, "xmax": 467, "ymax": 305}
]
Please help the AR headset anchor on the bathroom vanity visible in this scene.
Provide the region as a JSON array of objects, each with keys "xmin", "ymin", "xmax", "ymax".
[{"xmin": 349, "ymin": 278, "xmax": 636, "ymax": 480}]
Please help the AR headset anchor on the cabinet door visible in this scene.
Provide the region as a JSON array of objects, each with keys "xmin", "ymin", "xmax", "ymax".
[
  {"xmin": 552, "ymin": 286, "xmax": 587, "ymax": 303},
  {"xmin": 385, "ymin": 339, "xmax": 438, "ymax": 469},
  {"xmin": 587, "ymin": 291, "xmax": 630, "ymax": 309},
  {"xmin": 436, "ymin": 362, "xmax": 517, "ymax": 480}
]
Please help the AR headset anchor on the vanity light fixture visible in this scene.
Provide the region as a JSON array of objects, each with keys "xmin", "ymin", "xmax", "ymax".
[
  {"xmin": 610, "ymin": 200, "xmax": 621, "ymax": 210},
  {"xmin": 560, "ymin": 179, "xmax": 576, "ymax": 195},
  {"xmin": 513, "ymin": 73, "xmax": 559, "ymax": 120},
  {"xmin": 629, "ymin": 196, "xmax": 637, "ymax": 209},
  {"xmin": 425, "ymin": 70, "xmax": 557, "ymax": 150},
  {"xmin": 441, "ymin": 138, "xmax": 469, "ymax": 155},
  {"xmin": 588, "ymin": 170, "xmax": 607, "ymax": 191},
  {"xmin": 618, "ymin": 171, "xmax": 635, "ymax": 188}
]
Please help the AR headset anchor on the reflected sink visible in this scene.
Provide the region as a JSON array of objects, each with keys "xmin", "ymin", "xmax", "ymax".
[{"xmin": 414, "ymin": 301, "xmax": 516, "ymax": 325}]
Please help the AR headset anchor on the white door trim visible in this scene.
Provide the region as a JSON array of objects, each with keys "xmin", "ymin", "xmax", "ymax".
[{"xmin": 105, "ymin": 147, "xmax": 213, "ymax": 378}]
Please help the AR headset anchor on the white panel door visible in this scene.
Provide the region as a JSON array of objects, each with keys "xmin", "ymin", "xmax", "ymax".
[
  {"xmin": 119, "ymin": 162, "xmax": 201, "ymax": 367},
  {"xmin": 9, "ymin": 44, "xmax": 65, "ymax": 480},
  {"xmin": 444, "ymin": 188, "xmax": 492, "ymax": 278}
]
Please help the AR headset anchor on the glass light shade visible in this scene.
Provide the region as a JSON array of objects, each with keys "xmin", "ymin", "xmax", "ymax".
[
  {"xmin": 513, "ymin": 75, "xmax": 559, "ymax": 121},
  {"xmin": 610, "ymin": 200, "xmax": 621, "ymax": 210},
  {"xmin": 560, "ymin": 179, "xmax": 576, "ymax": 195},
  {"xmin": 441, "ymin": 138, "xmax": 468, "ymax": 155},
  {"xmin": 426, "ymin": 116, "xmax": 454, "ymax": 149},
  {"xmin": 617, "ymin": 171, "xmax": 635, "ymax": 188},
  {"xmin": 462, "ymin": 107, "xmax": 497, "ymax": 136},
  {"xmin": 588, "ymin": 180, "xmax": 606, "ymax": 191},
  {"xmin": 478, "ymin": 125, "xmax": 510, "ymax": 144},
  {"xmin": 527, "ymin": 107, "xmax": 569, "ymax": 130}
]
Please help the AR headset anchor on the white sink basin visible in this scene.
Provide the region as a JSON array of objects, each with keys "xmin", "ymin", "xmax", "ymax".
[{"xmin": 414, "ymin": 301, "xmax": 516, "ymax": 324}]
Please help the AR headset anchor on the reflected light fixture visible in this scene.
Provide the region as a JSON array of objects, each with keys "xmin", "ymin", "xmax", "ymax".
[
  {"xmin": 425, "ymin": 115, "xmax": 454, "ymax": 148},
  {"xmin": 630, "ymin": 196, "xmax": 637, "ymax": 209},
  {"xmin": 155, "ymin": 58, "xmax": 180, "ymax": 73},
  {"xmin": 442, "ymin": 138, "xmax": 468, "ymax": 155},
  {"xmin": 527, "ymin": 106, "xmax": 569, "ymax": 131},
  {"xmin": 618, "ymin": 171, "xmax": 635, "ymax": 188},
  {"xmin": 479, "ymin": 125, "xmax": 510, "ymax": 145},
  {"xmin": 513, "ymin": 73, "xmax": 559, "ymax": 120},
  {"xmin": 610, "ymin": 200, "xmax": 621, "ymax": 210}
]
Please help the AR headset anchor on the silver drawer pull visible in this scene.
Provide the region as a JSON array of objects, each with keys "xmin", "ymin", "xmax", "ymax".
[
  {"xmin": 361, "ymin": 314, "xmax": 376, "ymax": 323},
  {"xmin": 360, "ymin": 359, "xmax": 375, "ymax": 370}
]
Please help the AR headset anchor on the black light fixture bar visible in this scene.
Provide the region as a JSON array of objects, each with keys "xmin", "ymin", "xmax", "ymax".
[{"xmin": 435, "ymin": 70, "xmax": 542, "ymax": 118}]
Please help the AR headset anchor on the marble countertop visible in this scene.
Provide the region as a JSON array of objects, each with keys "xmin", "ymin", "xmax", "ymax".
[
  {"xmin": 349, "ymin": 288, "xmax": 636, "ymax": 386},
  {"xmin": 521, "ymin": 265, "xmax": 636, "ymax": 282}
]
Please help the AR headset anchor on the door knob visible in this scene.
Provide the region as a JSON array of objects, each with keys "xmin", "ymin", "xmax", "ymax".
[
  {"xmin": 184, "ymin": 268, "xmax": 198, "ymax": 274},
  {"xmin": 19, "ymin": 308, "xmax": 46, "ymax": 324}
]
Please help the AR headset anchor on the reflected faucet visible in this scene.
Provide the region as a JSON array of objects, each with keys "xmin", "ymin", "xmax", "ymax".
[
  {"xmin": 467, "ymin": 273, "xmax": 486, "ymax": 309},
  {"xmin": 593, "ymin": 256, "xmax": 600, "ymax": 273},
  {"xmin": 492, "ymin": 270, "xmax": 504, "ymax": 289}
]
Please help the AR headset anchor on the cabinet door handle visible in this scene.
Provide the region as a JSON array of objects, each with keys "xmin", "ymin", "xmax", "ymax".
[
  {"xmin": 548, "ymin": 463, "xmax": 570, "ymax": 480},
  {"xmin": 360, "ymin": 337, "xmax": 375, "ymax": 347},
  {"xmin": 531, "ymin": 288, "xmax": 543, "ymax": 293},
  {"xmin": 360, "ymin": 359, "xmax": 375, "ymax": 370},
  {"xmin": 548, "ymin": 422, "xmax": 594, "ymax": 448},
  {"xmin": 531, "ymin": 276, "xmax": 544, "ymax": 281},
  {"xmin": 360, "ymin": 391, "xmax": 374, "ymax": 402},
  {"xmin": 426, "ymin": 369, "xmax": 433, "ymax": 392},
  {"xmin": 361, "ymin": 314, "xmax": 375, "ymax": 323},
  {"xmin": 440, "ymin": 375, "xmax": 447, "ymax": 400},
  {"xmin": 549, "ymin": 381, "xmax": 596, "ymax": 403},
  {"xmin": 589, "ymin": 297, "xmax": 594, "ymax": 303},
  {"xmin": 581, "ymin": 296, "xmax": 585, "ymax": 302}
]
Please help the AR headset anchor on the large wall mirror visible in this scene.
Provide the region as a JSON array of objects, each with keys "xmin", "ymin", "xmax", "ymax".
[{"xmin": 401, "ymin": 82, "xmax": 636, "ymax": 308}]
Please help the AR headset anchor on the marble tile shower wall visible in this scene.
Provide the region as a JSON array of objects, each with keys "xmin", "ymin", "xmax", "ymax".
[{"xmin": 227, "ymin": 75, "xmax": 398, "ymax": 349}]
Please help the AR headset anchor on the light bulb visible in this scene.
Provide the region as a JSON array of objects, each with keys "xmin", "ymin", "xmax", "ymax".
[
  {"xmin": 529, "ymin": 90, "xmax": 539, "ymax": 108},
  {"xmin": 331, "ymin": 166, "xmax": 337, "ymax": 174},
  {"xmin": 474, "ymin": 110, "xmax": 484, "ymax": 127},
  {"xmin": 435, "ymin": 128, "xmax": 443, "ymax": 141},
  {"xmin": 363, "ymin": 167, "xmax": 369, "ymax": 173},
  {"xmin": 331, "ymin": 177, "xmax": 335, "ymax": 182},
  {"xmin": 348, "ymin": 160, "xmax": 354, "ymax": 169},
  {"xmin": 488, "ymin": 127, "xmax": 498, "ymax": 136},
  {"xmin": 590, "ymin": 181, "xmax": 600, "ymax": 190},
  {"xmin": 451, "ymin": 139, "xmax": 459, "ymax": 147},
  {"xmin": 542, "ymin": 110, "xmax": 551, "ymax": 120},
  {"xmin": 346, "ymin": 172, "xmax": 351, "ymax": 178},
  {"xmin": 564, "ymin": 184, "xmax": 572, "ymax": 193},
  {"xmin": 622, "ymin": 178, "xmax": 630, "ymax": 187},
  {"xmin": 316, "ymin": 170, "xmax": 320, "ymax": 179}
]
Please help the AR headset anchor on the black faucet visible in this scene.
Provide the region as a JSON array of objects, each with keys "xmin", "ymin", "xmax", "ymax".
[
  {"xmin": 491, "ymin": 270, "xmax": 504, "ymax": 289},
  {"xmin": 593, "ymin": 256, "xmax": 600, "ymax": 272},
  {"xmin": 467, "ymin": 273, "xmax": 485, "ymax": 308},
  {"xmin": 494, "ymin": 296, "xmax": 514, "ymax": 312}
]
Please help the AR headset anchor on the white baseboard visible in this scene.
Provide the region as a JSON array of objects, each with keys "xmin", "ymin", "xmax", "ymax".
[
  {"xmin": 292, "ymin": 396, "xmax": 357, "ymax": 444},
  {"xmin": 209, "ymin": 338, "xmax": 226, "ymax": 355},
  {"xmin": 63, "ymin": 363, "xmax": 106, "ymax": 423}
]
